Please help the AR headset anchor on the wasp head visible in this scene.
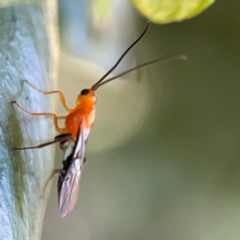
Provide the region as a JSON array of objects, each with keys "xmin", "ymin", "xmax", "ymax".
[{"xmin": 76, "ymin": 88, "xmax": 97, "ymax": 105}]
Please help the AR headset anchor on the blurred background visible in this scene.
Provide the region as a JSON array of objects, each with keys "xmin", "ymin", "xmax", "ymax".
[{"xmin": 42, "ymin": 0, "xmax": 240, "ymax": 239}]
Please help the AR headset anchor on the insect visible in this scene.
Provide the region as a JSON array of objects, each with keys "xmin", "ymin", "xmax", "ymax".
[{"xmin": 12, "ymin": 21, "xmax": 186, "ymax": 218}]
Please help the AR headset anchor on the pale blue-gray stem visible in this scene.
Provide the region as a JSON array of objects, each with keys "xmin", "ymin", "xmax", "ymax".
[{"xmin": 0, "ymin": 1, "xmax": 58, "ymax": 240}]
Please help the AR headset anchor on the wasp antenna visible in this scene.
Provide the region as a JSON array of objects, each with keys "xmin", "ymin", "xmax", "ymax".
[
  {"xmin": 92, "ymin": 21, "xmax": 150, "ymax": 90},
  {"xmin": 96, "ymin": 54, "xmax": 187, "ymax": 88}
]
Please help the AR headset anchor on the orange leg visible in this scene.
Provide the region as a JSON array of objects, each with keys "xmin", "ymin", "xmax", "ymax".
[
  {"xmin": 41, "ymin": 168, "xmax": 60, "ymax": 198},
  {"xmin": 12, "ymin": 101, "xmax": 67, "ymax": 133},
  {"xmin": 23, "ymin": 80, "xmax": 72, "ymax": 112}
]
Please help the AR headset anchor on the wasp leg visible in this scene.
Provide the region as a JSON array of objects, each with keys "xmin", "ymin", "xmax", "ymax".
[
  {"xmin": 83, "ymin": 157, "xmax": 87, "ymax": 164},
  {"xmin": 12, "ymin": 101, "xmax": 67, "ymax": 133},
  {"xmin": 15, "ymin": 134, "xmax": 72, "ymax": 150},
  {"xmin": 23, "ymin": 80, "xmax": 72, "ymax": 112},
  {"xmin": 41, "ymin": 168, "xmax": 60, "ymax": 198}
]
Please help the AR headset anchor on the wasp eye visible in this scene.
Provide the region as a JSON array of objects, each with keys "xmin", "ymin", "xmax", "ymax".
[{"xmin": 80, "ymin": 89, "xmax": 89, "ymax": 95}]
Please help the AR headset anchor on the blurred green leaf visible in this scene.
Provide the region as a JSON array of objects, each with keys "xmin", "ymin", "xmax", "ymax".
[
  {"xmin": 0, "ymin": 0, "xmax": 41, "ymax": 7},
  {"xmin": 91, "ymin": 0, "xmax": 114, "ymax": 29},
  {"xmin": 130, "ymin": 0, "xmax": 215, "ymax": 24}
]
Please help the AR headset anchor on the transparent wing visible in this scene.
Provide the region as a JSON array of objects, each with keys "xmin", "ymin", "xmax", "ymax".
[{"xmin": 58, "ymin": 121, "xmax": 86, "ymax": 218}]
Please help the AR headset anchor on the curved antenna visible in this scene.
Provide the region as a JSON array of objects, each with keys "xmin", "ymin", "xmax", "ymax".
[
  {"xmin": 91, "ymin": 21, "xmax": 150, "ymax": 91},
  {"xmin": 94, "ymin": 55, "xmax": 187, "ymax": 89}
]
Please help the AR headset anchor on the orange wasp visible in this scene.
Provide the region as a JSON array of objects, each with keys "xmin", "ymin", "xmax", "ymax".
[{"xmin": 13, "ymin": 22, "xmax": 186, "ymax": 218}]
